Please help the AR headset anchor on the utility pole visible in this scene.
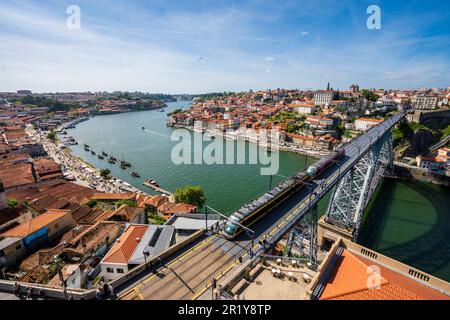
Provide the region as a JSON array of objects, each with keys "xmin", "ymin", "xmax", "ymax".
[{"xmin": 205, "ymin": 205, "xmax": 208, "ymax": 232}]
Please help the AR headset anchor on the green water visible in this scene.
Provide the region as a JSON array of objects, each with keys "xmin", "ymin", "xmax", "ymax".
[
  {"xmin": 66, "ymin": 102, "xmax": 450, "ymax": 282},
  {"xmin": 65, "ymin": 101, "xmax": 314, "ymax": 215},
  {"xmin": 359, "ymin": 179, "xmax": 450, "ymax": 282}
]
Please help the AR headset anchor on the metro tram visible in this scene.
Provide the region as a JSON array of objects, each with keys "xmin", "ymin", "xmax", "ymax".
[{"xmin": 223, "ymin": 148, "xmax": 345, "ymax": 240}]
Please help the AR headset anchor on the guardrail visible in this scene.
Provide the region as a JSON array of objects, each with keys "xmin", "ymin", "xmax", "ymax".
[{"xmin": 111, "ymin": 228, "xmax": 206, "ymax": 291}]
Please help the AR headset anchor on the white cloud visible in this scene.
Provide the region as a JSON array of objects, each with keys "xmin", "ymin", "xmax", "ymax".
[{"xmin": 0, "ymin": 1, "xmax": 448, "ymax": 92}]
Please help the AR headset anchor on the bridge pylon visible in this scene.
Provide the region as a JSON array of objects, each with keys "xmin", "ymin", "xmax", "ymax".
[{"xmin": 323, "ymin": 131, "xmax": 394, "ymax": 242}]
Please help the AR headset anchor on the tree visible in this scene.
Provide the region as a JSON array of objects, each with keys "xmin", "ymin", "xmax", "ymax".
[
  {"xmin": 442, "ymin": 124, "xmax": 450, "ymax": 138},
  {"xmin": 361, "ymin": 89, "xmax": 379, "ymax": 102},
  {"xmin": 47, "ymin": 131, "xmax": 57, "ymax": 142},
  {"xmin": 100, "ymin": 169, "xmax": 111, "ymax": 180},
  {"xmin": 285, "ymin": 124, "xmax": 299, "ymax": 133},
  {"xmin": 8, "ymin": 199, "xmax": 19, "ymax": 208},
  {"xmin": 168, "ymin": 108, "xmax": 183, "ymax": 116},
  {"xmin": 86, "ymin": 199, "xmax": 98, "ymax": 208},
  {"xmin": 115, "ymin": 199, "xmax": 137, "ymax": 207},
  {"xmin": 174, "ymin": 185, "xmax": 206, "ymax": 208}
]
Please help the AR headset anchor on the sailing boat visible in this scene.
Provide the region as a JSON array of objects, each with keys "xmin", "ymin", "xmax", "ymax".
[{"xmin": 120, "ymin": 154, "xmax": 131, "ymax": 168}]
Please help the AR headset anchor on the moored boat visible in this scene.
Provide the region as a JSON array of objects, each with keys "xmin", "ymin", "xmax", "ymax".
[
  {"xmin": 146, "ymin": 179, "xmax": 160, "ymax": 187},
  {"xmin": 120, "ymin": 160, "xmax": 131, "ymax": 168}
]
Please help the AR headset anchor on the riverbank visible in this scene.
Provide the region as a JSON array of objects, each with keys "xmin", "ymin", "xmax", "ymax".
[
  {"xmin": 96, "ymin": 104, "xmax": 168, "ymax": 116},
  {"xmin": 169, "ymin": 123, "xmax": 328, "ymax": 158},
  {"xmin": 392, "ymin": 161, "xmax": 450, "ymax": 186},
  {"xmin": 25, "ymin": 124, "xmax": 143, "ymax": 195}
]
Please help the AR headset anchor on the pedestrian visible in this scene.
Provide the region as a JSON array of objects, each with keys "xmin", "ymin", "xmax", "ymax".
[
  {"xmin": 26, "ymin": 286, "xmax": 32, "ymax": 300},
  {"xmin": 108, "ymin": 284, "xmax": 114, "ymax": 298},
  {"xmin": 95, "ymin": 287, "xmax": 103, "ymax": 300},
  {"xmin": 103, "ymin": 283, "xmax": 110, "ymax": 296},
  {"xmin": 13, "ymin": 282, "xmax": 20, "ymax": 296}
]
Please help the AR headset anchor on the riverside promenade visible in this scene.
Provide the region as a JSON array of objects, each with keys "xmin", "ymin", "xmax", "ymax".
[{"xmin": 26, "ymin": 125, "xmax": 143, "ymax": 194}]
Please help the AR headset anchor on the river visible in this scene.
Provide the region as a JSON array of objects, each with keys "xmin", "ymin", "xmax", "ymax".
[
  {"xmin": 64, "ymin": 101, "xmax": 314, "ymax": 215},
  {"xmin": 358, "ymin": 178, "xmax": 450, "ymax": 282},
  {"xmin": 64, "ymin": 101, "xmax": 450, "ymax": 282}
]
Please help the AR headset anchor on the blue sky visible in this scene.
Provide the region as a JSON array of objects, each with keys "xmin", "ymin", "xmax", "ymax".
[{"xmin": 0, "ymin": 0, "xmax": 449, "ymax": 93}]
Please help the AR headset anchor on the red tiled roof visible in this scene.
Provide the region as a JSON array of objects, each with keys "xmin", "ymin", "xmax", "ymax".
[
  {"xmin": 319, "ymin": 250, "xmax": 449, "ymax": 300},
  {"xmin": 145, "ymin": 195, "xmax": 169, "ymax": 208},
  {"xmin": 102, "ymin": 225, "xmax": 148, "ymax": 264},
  {"xmin": 91, "ymin": 193, "xmax": 135, "ymax": 201},
  {"xmin": 0, "ymin": 209, "xmax": 72, "ymax": 238},
  {"xmin": 356, "ymin": 118, "xmax": 384, "ymax": 123},
  {"xmin": 162, "ymin": 203, "xmax": 197, "ymax": 215},
  {"xmin": 157, "ymin": 202, "xmax": 176, "ymax": 213}
]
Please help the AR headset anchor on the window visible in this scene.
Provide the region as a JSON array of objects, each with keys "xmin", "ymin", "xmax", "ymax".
[
  {"xmin": 54, "ymin": 223, "xmax": 59, "ymax": 229},
  {"xmin": 15, "ymin": 244, "xmax": 22, "ymax": 250},
  {"xmin": 106, "ymin": 268, "xmax": 114, "ymax": 273},
  {"xmin": 116, "ymin": 268, "xmax": 124, "ymax": 274}
]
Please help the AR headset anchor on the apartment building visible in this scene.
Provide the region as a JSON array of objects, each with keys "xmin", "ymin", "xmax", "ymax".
[
  {"xmin": 0, "ymin": 209, "xmax": 76, "ymax": 253},
  {"xmin": 354, "ymin": 118, "xmax": 384, "ymax": 131},
  {"xmin": 412, "ymin": 94, "xmax": 439, "ymax": 110},
  {"xmin": 306, "ymin": 116, "xmax": 334, "ymax": 129},
  {"xmin": 100, "ymin": 224, "xmax": 176, "ymax": 282}
]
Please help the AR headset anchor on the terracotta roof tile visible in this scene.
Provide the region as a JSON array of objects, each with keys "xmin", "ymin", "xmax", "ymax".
[
  {"xmin": 319, "ymin": 250, "xmax": 449, "ymax": 300},
  {"xmin": 91, "ymin": 193, "xmax": 135, "ymax": 201},
  {"xmin": 0, "ymin": 209, "xmax": 72, "ymax": 238},
  {"xmin": 102, "ymin": 225, "xmax": 148, "ymax": 264}
]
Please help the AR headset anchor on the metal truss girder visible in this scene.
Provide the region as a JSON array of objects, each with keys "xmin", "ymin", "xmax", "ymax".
[{"xmin": 326, "ymin": 133, "xmax": 393, "ymax": 238}]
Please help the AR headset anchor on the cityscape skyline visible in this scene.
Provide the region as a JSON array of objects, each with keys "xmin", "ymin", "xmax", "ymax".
[{"xmin": 1, "ymin": 0, "xmax": 449, "ymax": 93}]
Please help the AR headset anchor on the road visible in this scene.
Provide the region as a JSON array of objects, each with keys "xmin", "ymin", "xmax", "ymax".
[{"xmin": 118, "ymin": 112, "xmax": 406, "ymax": 300}]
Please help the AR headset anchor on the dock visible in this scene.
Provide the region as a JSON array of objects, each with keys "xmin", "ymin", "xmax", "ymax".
[{"xmin": 143, "ymin": 181, "xmax": 173, "ymax": 196}]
